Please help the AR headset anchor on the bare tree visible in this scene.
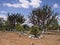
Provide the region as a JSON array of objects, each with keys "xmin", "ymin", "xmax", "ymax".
[{"xmin": 29, "ymin": 5, "xmax": 58, "ymax": 31}]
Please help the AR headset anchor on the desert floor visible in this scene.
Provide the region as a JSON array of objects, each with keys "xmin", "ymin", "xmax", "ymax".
[{"xmin": 0, "ymin": 32, "xmax": 60, "ymax": 45}]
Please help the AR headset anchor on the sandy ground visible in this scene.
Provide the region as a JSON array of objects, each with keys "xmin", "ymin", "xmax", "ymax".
[{"xmin": 0, "ymin": 32, "xmax": 60, "ymax": 45}]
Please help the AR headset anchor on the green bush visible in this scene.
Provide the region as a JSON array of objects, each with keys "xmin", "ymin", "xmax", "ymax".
[
  {"xmin": 15, "ymin": 24, "xmax": 24, "ymax": 32},
  {"xmin": 30, "ymin": 26, "xmax": 39, "ymax": 37},
  {"xmin": 23, "ymin": 24, "xmax": 30, "ymax": 31}
]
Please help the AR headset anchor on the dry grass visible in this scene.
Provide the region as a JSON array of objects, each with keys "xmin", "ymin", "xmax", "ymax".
[{"xmin": 0, "ymin": 32, "xmax": 60, "ymax": 45}]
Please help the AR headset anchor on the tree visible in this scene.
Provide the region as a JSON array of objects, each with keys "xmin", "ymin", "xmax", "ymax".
[
  {"xmin": 47, "ymin": 18, "xmax": 59, "ymax": 30},
  {"xmin": 7, "ymin": 13, "xmax": 25, "ymax": 30},
  {"xmin": 3, "ymin": 21, "xmax": 12, "ymax": 31},
  {"xmin": 0, "ymin": 18, "xmax": 5, "ymax": 30},
  {"xmin": 16, "ymin": 13, "xmax": 25, "ymax": 24},
  {"xmin": 29, "ymin": 5, "xmax": 58, "ymax": 31},
  {"xmin": 7, "ymin": 13, "xmax": 16, "ymax": 29},
  {"xmin": 59, "ymin": 25, "xmax": 60, "ymax": 30}
]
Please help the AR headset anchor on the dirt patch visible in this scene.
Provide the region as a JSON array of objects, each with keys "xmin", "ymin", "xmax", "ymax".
[{"xmin": 0, "ymin": 32, "xmax": 60, "ymax": 45}]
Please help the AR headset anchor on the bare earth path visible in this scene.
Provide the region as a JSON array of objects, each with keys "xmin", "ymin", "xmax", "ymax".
[{"xmin": 0, "ymin": 32, "xmax": 60, "ymax": 45}]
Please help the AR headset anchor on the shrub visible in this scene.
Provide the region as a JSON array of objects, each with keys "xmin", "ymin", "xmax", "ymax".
[
  {"xmin": 15, "ymin": 24, "xmax": 24, "ymax": 32},
  {"xmin": 30, "ymin": 26, "xmax": 39, "ymax": 38}
]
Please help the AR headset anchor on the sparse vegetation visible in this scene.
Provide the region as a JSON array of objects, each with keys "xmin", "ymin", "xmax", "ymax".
[{"xmin": 0, "ymin": 5, "xmax": 60, "ymax": 38}]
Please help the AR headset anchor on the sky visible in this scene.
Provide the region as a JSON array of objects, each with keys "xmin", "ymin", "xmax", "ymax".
[{"xmin": 0, "ymin": 0, "xmax": 60, "ymax": 25}]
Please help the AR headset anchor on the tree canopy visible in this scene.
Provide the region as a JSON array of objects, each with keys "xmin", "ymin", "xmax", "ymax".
[{"xmin": 29, "ymin": 5, "xmax": 58, "ymax": 30}]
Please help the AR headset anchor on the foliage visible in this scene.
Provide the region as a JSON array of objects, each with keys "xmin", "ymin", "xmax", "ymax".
[
  {"xmin": 58, "ymin": 25, "xmax": 60, "ymax": 30},
  {"xmin": 23, "ymin": 24, "xmax": 30, "ymax": 31},
  {"xmin": 0, "ymin": 5, "xmax": 59, "ymax": 35},
  {"xmin": 7, "ymin": 13, "xmax": 25, "ymax": 30},
  {"xmin": 15, "ymin": 24, "xmax": 24, "ymax": 32},
  {"xmin": 30, "ymin": 26, "xmax": 39, "ymax": 37},
  {"xmin": 47, "ymin": 19, "xmax": 59, "ymax": 30},
  {"xmin": 29, "ymin": 5, "xmax": 58, "ymax": 31},
  {"xmin": 0, "ymin": 18, "xmax": 5, "ymax": 31}
]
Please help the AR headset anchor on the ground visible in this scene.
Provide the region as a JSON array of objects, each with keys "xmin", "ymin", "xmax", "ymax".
[{"xmin": 0, "ymin": 32, "xmax": 60, "ymax": 45}]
